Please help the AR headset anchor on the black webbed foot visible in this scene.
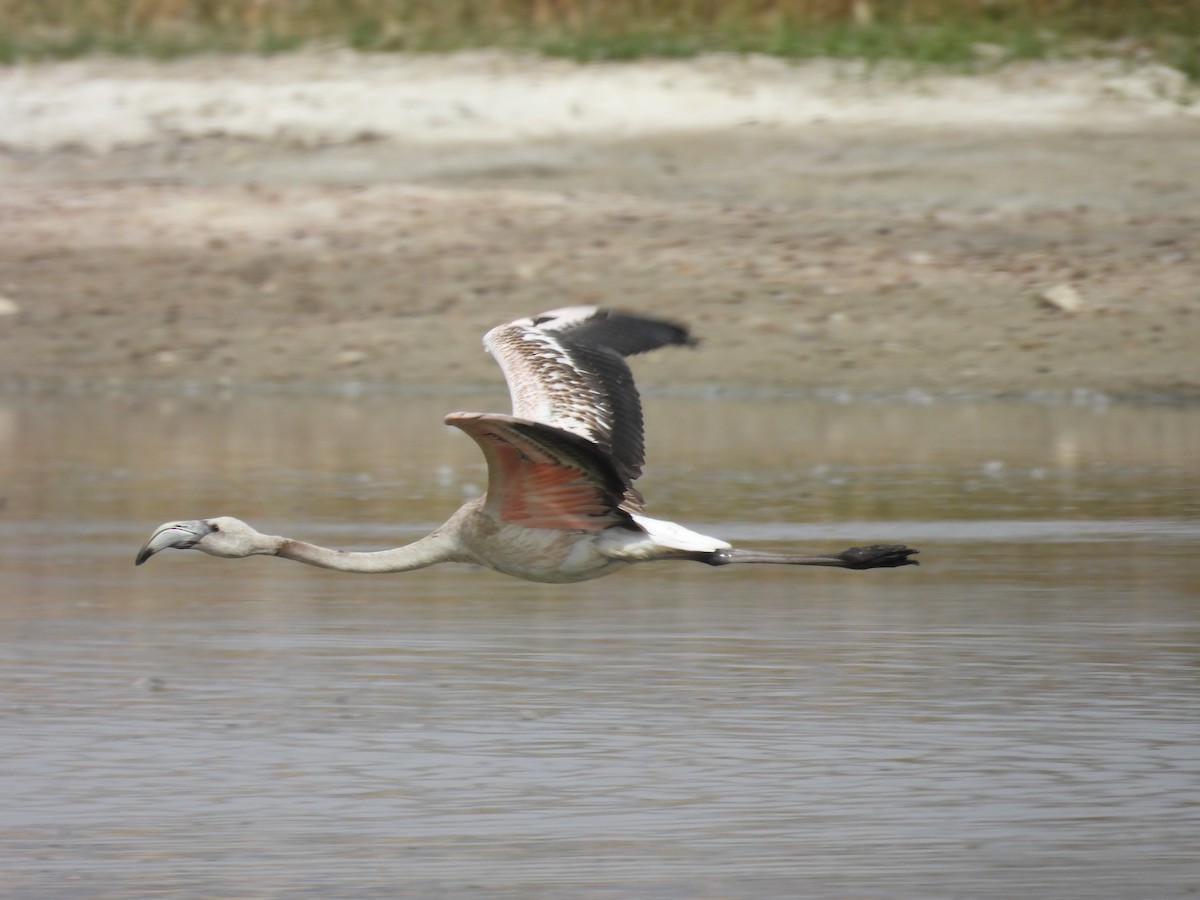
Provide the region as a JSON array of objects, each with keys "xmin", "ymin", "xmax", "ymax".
[{"xmin": 836, "ymin": 544, "xmax": 920, "ymax": 570}]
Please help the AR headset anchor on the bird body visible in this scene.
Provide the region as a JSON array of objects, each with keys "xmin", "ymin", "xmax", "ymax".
[{"xmin": 137, "ymin": 307, "xmax": 918, "ymax": 580}]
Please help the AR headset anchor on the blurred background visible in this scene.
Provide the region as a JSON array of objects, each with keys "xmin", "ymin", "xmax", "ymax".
[
  {"xmin": 1, "ymin": 0, "xmax": 1198, "ymax": 77},
  {"xmin": 1, "ymin": 3, "xmax": 1199, "ymax": 898}
]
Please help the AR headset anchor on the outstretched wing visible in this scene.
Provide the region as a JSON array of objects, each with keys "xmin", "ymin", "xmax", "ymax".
[
  {"xmin": 446, "ymin": 412, "xmax": 637, "ymax": 532},
  {"xmin": 481, "ymin": 307, "xmax": 694, "ymax": 505}
]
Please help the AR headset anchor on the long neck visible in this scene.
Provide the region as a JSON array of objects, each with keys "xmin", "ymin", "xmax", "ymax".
[{"xmin": 269, "ymin": 529, "xmax": 467, "ymax": 574}]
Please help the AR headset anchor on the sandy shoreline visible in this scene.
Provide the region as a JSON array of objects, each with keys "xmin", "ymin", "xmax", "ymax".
[{"xmin": 1, "ymin": 53, "xmax": 1198, "ymax": 400}]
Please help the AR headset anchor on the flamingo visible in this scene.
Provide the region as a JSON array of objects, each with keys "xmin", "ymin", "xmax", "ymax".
[{"xmin": 136, "ymin": 307, "xmax": 918, "ymax": 581}]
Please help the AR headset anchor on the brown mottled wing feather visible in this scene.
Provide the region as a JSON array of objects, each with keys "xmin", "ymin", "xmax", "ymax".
[
  {"xmin": 446, "ymin": 412, "xmax": 636, "ymax": 532},
  {"xmin": 483, "ymin": 307, "xmax": 694, "ymax": 510}
]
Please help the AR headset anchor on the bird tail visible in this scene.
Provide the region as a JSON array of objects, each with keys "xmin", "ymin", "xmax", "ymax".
[{"xmin": 630, "ymin": 513, "xmax": 730, "ymax": 552}]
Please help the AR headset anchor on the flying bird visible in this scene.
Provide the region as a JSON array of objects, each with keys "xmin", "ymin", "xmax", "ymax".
[{"xmin": 137, "ymin": 308, "xmax": 917, "ymax": 582}]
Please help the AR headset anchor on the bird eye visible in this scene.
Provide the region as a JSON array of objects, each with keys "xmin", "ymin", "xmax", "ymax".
[{"xmin": 210, "ymin": 523, "xmax": 220, "ymax": 532}]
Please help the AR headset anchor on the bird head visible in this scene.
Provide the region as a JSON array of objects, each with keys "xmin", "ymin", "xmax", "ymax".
[{"xmin": 135, "ymin": 516, "xmax": 263, "ymax": 565}]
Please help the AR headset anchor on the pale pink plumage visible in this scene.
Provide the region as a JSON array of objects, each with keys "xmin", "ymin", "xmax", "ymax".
[{"xmin": 136, "ymin": 307, "xmax": 918, "ymax": 581}]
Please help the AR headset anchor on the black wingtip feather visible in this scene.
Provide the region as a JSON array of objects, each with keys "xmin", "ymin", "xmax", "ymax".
[{"xmin": 566, "ymin": 310, "xmax": 697, "ymax": 358}]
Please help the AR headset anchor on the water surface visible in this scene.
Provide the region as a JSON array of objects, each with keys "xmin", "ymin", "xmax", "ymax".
[{"xmin": 1, "ymin": 393, "xmax": 1197, "ymax": 897}]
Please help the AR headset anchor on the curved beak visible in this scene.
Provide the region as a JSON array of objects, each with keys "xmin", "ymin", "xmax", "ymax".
[{"xmin": 135, "ymin": 520, "xmax": 214, "ymax": 566}]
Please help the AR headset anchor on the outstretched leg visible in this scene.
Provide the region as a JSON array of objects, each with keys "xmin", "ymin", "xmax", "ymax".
[{"xmin": 706, "ymin": 544, "xmax": 918, "ymax": 570}]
